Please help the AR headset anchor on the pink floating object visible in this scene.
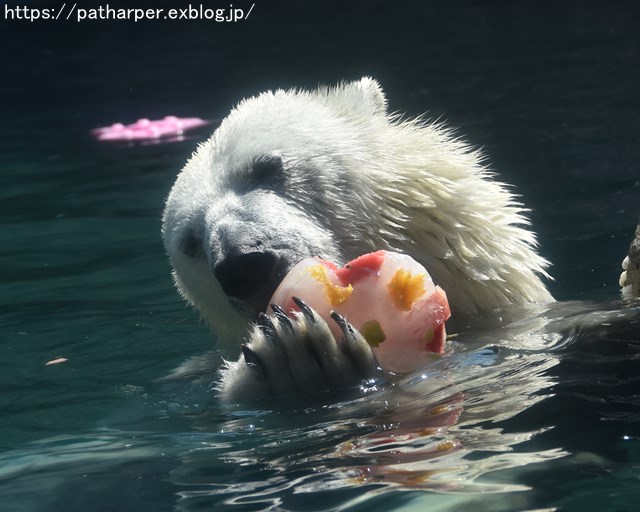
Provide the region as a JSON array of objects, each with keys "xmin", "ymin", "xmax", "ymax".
[
  {"xmin": 270, "ymin": 250, "xmax": 452, "ymax": 373},
  {"xmin": 92, "ymin": 116, "xmax": 210, "ymax": 141}
]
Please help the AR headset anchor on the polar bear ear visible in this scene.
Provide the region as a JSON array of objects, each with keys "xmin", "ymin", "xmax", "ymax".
[{"xmin": 332, "ymin": 77, "xmax": 388, "ymax": 117}]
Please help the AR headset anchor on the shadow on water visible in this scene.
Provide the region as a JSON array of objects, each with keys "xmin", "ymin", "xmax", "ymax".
[{"xmin": 1, "ymin": 301, "xmax": 638, "ymax": 511}]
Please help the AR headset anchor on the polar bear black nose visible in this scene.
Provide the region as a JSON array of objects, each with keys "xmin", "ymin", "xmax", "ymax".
[{"xmin": 214, "ymin": 252, "xmax": 278, "ymax": 300}]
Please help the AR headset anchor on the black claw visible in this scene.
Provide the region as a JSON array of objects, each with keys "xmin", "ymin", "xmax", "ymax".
[
  {"xmin": 270, "ymin": 303, "xmax": 294, "ymax": 333},
  {"xmin": 330, "ymin": 310, "xmax": 355, "ymax": 339},
  {"xmin": 241, "ymin": 343, "xmax": 266, "ymax": 380},
  {"xmin": 292, "ymin": 296, "xmax": 317, "ymax": 324},
  {"xmin": 257, "ymin": 312, "xmax": 277, "ymax": 341},
  {"xmin": 330, "ymin": 311, "xmax": 380, "ymax": 376}
]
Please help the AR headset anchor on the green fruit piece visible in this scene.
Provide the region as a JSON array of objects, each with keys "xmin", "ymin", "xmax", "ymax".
[{"xmin": 361, "ymin": 319, "xmax": 386, "ymax": 348}]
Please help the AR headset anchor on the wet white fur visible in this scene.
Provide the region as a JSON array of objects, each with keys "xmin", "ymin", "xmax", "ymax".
[
  {"xmin": 163, "ymin": 78, "xmax": 559, "ymax": 400},
  {"xmin": 164, "ymin": 78, "xmax": 552, "ymax": 337}
]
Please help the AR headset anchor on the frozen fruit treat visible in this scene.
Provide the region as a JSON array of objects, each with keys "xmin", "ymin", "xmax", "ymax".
[{"xmin": 270, "ymin": 251, "xmax": 451, "ymax": 372}]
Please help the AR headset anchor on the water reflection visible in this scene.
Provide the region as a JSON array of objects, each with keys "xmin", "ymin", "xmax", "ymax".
[
  {"xmin": 0, "ymin": 302, "xmax": 638, "ymax": 511},
  {"xmin": 171, "ymin": 301, "xmax": 640, "ymax": 510}
]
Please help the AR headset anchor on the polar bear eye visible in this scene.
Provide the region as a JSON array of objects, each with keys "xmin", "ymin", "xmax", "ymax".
[
  {"xmin": 179, "ymin": 228, "xmax": 204, "ymax": 258},
  {"xmin": 251, "ymin": 154, "xmax": 284, "ymax": 185}
]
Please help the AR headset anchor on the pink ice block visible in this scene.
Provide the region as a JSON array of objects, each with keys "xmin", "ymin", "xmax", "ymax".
[
  {"xmin": 92, "ymin": 116, "xmax": 210, "ymax": 141},
  {"xmin": 270, "ymin": 250, "xmax": 451, "ymax": 373}
]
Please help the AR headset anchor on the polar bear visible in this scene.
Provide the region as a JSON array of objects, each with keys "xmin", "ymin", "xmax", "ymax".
[{"xmin": 162, "ymin": 77, "xmax": 638, "ymax": 402}]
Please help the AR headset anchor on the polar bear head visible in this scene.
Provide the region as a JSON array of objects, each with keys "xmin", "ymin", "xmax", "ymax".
[{"xmin": 162, "ymin": 78, "xmax": 552, "ymax": 349}]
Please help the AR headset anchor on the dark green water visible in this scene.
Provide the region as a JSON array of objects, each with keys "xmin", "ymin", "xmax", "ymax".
[{"xmin": 1, "ymin": 1, "xmax": 640, "ymax": 511}]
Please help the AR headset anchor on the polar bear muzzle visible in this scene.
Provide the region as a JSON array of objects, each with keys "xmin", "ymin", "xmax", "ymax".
[{"xmin": 214, "ymin": 251, "xmax": 281, "ymax": 307}]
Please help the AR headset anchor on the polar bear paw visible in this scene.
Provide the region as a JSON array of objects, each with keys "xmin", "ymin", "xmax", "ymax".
[
  {"xmin": 620, "ymin": 223, "xmax": 640, "ymax": 299},
  {"xmin": 217, "ymin": 298, "xmax": 382, "ymax": 403}
]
